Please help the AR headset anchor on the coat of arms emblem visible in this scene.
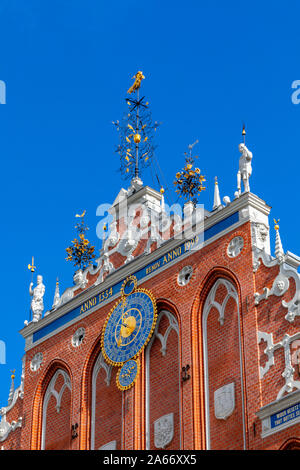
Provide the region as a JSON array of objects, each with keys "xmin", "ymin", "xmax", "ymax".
[
  {"xmin": 154, "ymin": 413, "xmax": 174, "ymax": 448},
  {"xmin": 214, "ymin": 382, "xmax": 235, "ymax": 420}
]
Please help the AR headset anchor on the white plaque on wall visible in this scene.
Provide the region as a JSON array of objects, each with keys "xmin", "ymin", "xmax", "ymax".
[
  {"xmin": 214, "ymin": 382, "xmax": 235, "ymax": 420},
  {"xmin": 154, "ymin": 413, "xmax": 174, "ymax": 449}
]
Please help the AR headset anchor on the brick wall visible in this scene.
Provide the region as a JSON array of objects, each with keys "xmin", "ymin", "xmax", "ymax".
[{"xmin": 3, "ymin": 220, "xmax": 300, "ymax": 450}]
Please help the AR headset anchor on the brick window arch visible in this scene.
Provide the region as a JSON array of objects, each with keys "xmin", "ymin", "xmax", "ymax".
[
  {"xmin": 280, "ymin": 438, "xmax": 300, "ymax": 450},
  {"xmin": 145, "ymin": 310, "xmax": 181, "ymax": 450},
  {"xmin": 90, "ymin": 352, "xmax": 122, "ymax": 450},
  {"xmin": 202, "ymin": 278, "xmax": 246, "ymax": 450},
  {"xmin": 41, "ymin": 369, "xmax": 72, "ymax": 450}
]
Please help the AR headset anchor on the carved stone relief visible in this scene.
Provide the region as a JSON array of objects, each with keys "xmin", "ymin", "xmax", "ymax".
[
  {"xmin": 214, "ymin": 383, "xmax": 235, "ymax": 420},
  {"xmin": 154, "ymin": 413, "xmax": 174, "ymax": 449}
]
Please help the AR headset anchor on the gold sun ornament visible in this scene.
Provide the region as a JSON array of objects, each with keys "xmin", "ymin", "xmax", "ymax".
[
  {"xmin": 65, "ymin": 211, "xmax": 95, "ymax": 271},
  {"xmin": 173, "ymin": 140, "xmax": 206, "ymax": 205}
]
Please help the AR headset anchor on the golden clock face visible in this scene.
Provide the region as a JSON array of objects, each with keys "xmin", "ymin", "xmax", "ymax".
[{"xmin": 101, "ymin": 277, "xmax": 157, "ymax": 366}]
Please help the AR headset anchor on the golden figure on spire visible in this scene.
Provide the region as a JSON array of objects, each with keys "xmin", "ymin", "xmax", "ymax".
[
  {"xmin": 113, "ymin": 71, "xmax": 160, "ymax": 182},
  {"xmin": 127, "ymin": 71, "xmax": 145, "ymax": 95}
]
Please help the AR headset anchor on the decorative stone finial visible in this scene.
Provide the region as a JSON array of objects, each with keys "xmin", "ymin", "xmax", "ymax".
[
  {"xmin": 52, "ymin": 278, "xmax": 60, "ymax": 309},
  {"xmin": 160, "ymin": 187, "xmax": 165, "ymax": 212},
  {"xmin": 274, "ymin": 219, "xmax": 284, "ymax": 262},
  {"xmin": 8, "ymin": 370, "xmax": 15, "ymax": 405},
  {"xmin": 213, "ymin": 177, "xmax": 222, "ymax": 210}
]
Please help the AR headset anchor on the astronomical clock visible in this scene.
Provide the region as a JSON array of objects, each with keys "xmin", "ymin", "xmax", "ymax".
[{"xmin": 101, "ymin": 275, "xmax": 157, "ymax": 390}]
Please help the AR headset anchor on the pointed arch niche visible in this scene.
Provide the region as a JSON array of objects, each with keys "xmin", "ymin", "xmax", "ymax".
[
  {"xmin": 145, "ymin": 309, "xmax": 181, "ymax": 450},
  {"xmin": 90, "ymin": 352, "xmax": 122, "ymax": 450},
  {"xmin": 202, "ymin": 278, "xmax": 246, "ymax": 450},
  {"xmin": 41, "ymin": 369, "xmax": 72, "ymax": 450}
]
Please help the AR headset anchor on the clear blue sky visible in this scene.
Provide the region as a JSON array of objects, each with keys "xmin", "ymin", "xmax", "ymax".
[{"xmin": 0, "ymin": 0, "xmax": 299, "ymax": 405}]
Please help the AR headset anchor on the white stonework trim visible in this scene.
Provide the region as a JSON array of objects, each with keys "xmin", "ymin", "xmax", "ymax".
[
  {"xmin": 22, "ymin": 192, "xmax": 272, "ymax": 351},
  {"xmin": 22, "ymin": 216, "xmax": 246, "ymax": 352},
  {"xmin": 91, "ymin": 352, "xmax": 113, "ymax": 450},
  {"xmin": 0, "ymin": 417, "xmax": 22, "ymax": 442},
  {"xmin": 41, "ymin": 369, "xmax": 71, "ymax": 450},
  {"xmin": 145, "ymin": 310, "xmax": 180, "ymax": 450},
  {"xmin": 258, "ymin": 330, "xmax": 300, "ymax": 399},
  {"xmin": 202, "ymin": 279, "xmax": 246, "ymax": 450}
]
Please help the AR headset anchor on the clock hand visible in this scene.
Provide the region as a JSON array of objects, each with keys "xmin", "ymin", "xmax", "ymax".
[{"xmin": 117, "ymin": 298, "xmax": 127, "ymax": 347}]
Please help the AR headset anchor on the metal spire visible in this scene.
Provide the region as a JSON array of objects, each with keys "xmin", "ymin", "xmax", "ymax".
[{"xmin": 114, "ymin": 71, "xmax": 160, "ymax": 185}]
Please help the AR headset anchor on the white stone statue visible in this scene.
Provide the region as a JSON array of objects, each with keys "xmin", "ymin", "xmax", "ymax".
[
  {"xmin": 237, "ymin": 143, "xmax": 253, "ymax": 193},
  {"xmin": 29, "ymin": 275, "xmax": 45, "ymax": 322}
]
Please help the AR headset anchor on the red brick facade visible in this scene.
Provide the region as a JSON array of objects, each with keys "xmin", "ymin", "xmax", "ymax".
[{"xmin": 1, "ymin": 189, "xmax": 300, "ymax": 450}]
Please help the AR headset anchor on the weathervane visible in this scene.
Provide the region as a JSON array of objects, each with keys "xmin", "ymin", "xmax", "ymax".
[
  {"xmin": 173, "ymin": 140, "xmax": 206, "ymax": 205},
  {"xmin": 65, "ymin": 210, "xmax": 95, "ymax": 271},
  {"xmin": 113, "ymin": 71, "xmax": 160, "ymax": 182}
]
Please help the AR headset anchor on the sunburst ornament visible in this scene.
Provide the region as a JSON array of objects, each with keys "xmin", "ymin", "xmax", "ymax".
[
  {"xmin": 65, "ymin": 211, "xmax": 95, "ymax": 271},
  {"xmin": 173, "ymin": 140, "xmax": 206, "ymax": 205},
  {"xmin": 113, "ymin": 71, "xmax": 160, "ymax": 181}
]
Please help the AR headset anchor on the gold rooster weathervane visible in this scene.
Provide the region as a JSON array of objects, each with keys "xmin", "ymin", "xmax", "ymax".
[
  {"xmin": 127, "ymin": 71, "xmax": 145, "ymax": 95},
  {"xmin": 113, "ymin": 71, "xmax": 160, "ymax": 182}
]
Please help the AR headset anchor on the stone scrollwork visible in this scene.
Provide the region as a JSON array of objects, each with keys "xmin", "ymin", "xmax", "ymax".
[
  {"xmin": 0, "ymin": 417, "xmax": 22, "ymax": 442},
  {"xmin": 254, "ymin": 254, "xmax": 300, "ymax": 323},
  {"xmin": 258, "ymin": 330, "xmax": 300, "ymax": 400},
  {"xmin": 254, "ymin": 272, "xmax": 290, "ymax": 306}
]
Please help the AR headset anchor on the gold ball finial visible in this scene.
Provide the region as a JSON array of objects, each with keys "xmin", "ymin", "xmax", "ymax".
[
  {"xmin": 242, "ymin": 124, "xmax": 246, "ymax": 136},
  {"xmin": 274, "ymin": 218, "xmax": 280, "ymax": 230},
  {"xmin": 11, "ymin": 369, "xmax": 15, "ymax": 380},
  {"xmin": 103, "ymin": 223, "xmax": 108, "ymax": 232},
  {"xmin": 160, "ymin": 187, "xmax": 165, "ymax": 194},
  {"xmin": 133, "ymin": 133, "xmax": 141, "ymax": 144}
]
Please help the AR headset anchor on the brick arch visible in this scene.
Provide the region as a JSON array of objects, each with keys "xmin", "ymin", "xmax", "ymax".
[
  {"xmin": 144, "ymin": 299, "xmax": 182, "ymax": 450},
  {"xmin": 30, "ymin": 359, "xmax": 73, "ymax": 450},
  {"xmin": 79, "ymin": 333, "xmax": 103, "ymax": 450},
  {"xmin": 279, "ymin": 437, "xmax": 300, "ymax": 450},
  {"xmin": 80, "ymin": 330, "xmax": 123, "ymax": 450},
  {"xmin": 190, "ymin": 266, "xmax": 246, "ymax": 450}
]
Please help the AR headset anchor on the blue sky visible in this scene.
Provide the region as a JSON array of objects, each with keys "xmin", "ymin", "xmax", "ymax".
[{"xmin": 0, "ymin": 0, "xmax": 299, "ymax": 405}]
